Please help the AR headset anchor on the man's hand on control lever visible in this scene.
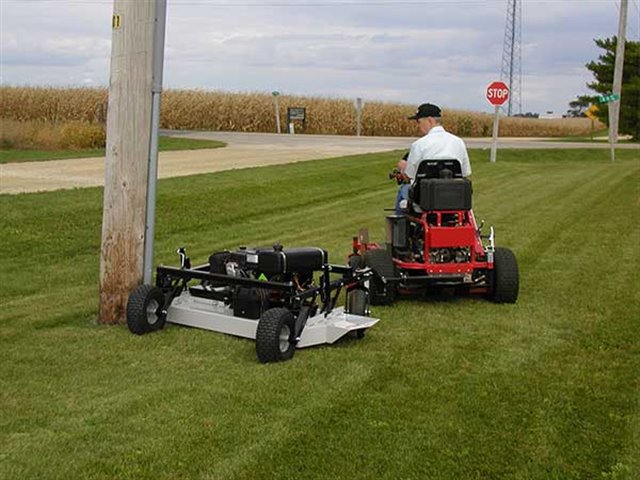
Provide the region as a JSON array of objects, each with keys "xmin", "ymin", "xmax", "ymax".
[{"xmin": 390, "ymin": 151, "xmax": 410, "ymax": 184}]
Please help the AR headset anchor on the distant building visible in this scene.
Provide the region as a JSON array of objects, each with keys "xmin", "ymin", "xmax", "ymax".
[{"xmin": 538, "ymin": 111, "xmax": 563, "ymax": 119}]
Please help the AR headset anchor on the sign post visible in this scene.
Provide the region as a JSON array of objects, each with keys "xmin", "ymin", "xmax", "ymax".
[
  {"xmin": 609, "ymin": 0, "xmax": 628, "ymax": 161},
  {"xmin": 272, "ymin": 91, "xmax": 281, "ymax": 134},
  {"xmin": 486, "ymin": 81, "xmax": 510, "ymax": 163},
  {"xmin": 143, "ymin": 0, "xmax": 167, "ymax": 285},
  {"xmin": 585, "ymin": 104, "xmax": 599, "ymax": 141},
  {"xmin": 599, "ymin": 93, "xmax": 622, "ymax": 162},
  {"xmin": 355, "ymin": 97, "xmax": 364, "ymax": 137}
]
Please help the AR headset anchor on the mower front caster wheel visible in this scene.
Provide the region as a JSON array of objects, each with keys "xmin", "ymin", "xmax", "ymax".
[
  {"xmin": 347, "ymin": 288, "xmax": 369, "ymax": 316},
  {"xmin": 256, "ymin": 308, "xmax": 296, "ymax": 363},
  {"xmin": 347, "ymin": 288, "xmax": 370, "ymax": 339},
  {"xmin": 127, "ymin": 284, "xmax": 167, "ymax": 335}
]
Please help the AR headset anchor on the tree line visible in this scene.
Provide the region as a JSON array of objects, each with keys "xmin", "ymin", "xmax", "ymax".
[{"xmin": 567, "ymin": 37, "xmax": 639, "ymax": 141}]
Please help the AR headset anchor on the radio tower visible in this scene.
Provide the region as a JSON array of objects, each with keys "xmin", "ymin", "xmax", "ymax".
[{"xmin": 500, "ymin": 0, "xmax": 522, "ymax": 116}]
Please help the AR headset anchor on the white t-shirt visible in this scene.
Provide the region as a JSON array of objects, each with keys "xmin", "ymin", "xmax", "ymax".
[{"xmin": 404, "ymin": 126, "xmax": 471, "ymax": 179}]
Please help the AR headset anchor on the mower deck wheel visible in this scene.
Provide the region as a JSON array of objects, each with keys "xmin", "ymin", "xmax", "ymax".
[
  {"xmin": 347, "ymin": 288, "xmax": 369, "ymax": 315},
  {"xmin": 256, "ymin": 308, "xmax": 296, "ymax": 363},
  {"xmin": 490, "ymin": 247, "xmax": 519, "ymax": 303},
  {"xmin": 127, "ymin": 284, "xmax": 167, "ymax": 335},
  {"xmin": 363, "ymin": 249, "xmax": 397, "ymax": 306},
  {"xmin": 347, "ymin": 288, "xmax": 369, "ymax": 339}
]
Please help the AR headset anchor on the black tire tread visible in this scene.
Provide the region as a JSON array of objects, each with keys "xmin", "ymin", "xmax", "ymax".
[
  {"xmin": 347, "ymin": 288, "xmax": 368, "ymax": 316},
  {"xmin": 126, "ymin": 284, "xmax": 166, "ymax": 335},
  {"xmin": 491, "ymin": 247, "xmax": 519, "ymax": 303},
  {"xmin": 256, "ymin": 308, "xmax": 295, "ymax": 363}
]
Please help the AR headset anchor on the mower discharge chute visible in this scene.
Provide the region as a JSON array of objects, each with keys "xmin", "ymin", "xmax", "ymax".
[
  {"xmin": 126, "ymin": 245, "xmax": 379, "ymax": 363},
  {"xmin": 350, "ymin": 159, "xmax": 519, "ymax": 304}
]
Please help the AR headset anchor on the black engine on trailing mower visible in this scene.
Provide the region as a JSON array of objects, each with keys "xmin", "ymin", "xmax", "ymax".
[{"xmin": 204, "ymin": 245, "xmax": 327, "ymax": 319}]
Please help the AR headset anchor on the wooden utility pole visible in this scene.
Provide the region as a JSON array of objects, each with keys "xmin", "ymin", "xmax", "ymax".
[
  {"xmin": 608, "ymin": 0, "xmax": 628, "ymax": 161},
  {"xmin": 99, "ymin": 0, "xmax": 160, "ymax": 324}
]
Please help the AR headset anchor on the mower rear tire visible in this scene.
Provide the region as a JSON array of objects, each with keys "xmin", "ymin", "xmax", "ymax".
[
  {"xmin": 363, "ymin": 249, "xmax": 397, "ymax": 306},
  {"xmin": 256, "ymin": 308, "xmax": 296, "ymax": 363},
  {"xmin": 127, "ymin": 284, "xmax": 167, "ymax": 335},
  {"xmin": 489, "ymin": 247, "xmax": 519, "ymax": 303}
]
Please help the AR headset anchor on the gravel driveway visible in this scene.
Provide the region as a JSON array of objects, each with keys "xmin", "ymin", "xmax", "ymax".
[{"xmin": 1, "ymin": 131, "xmax": 636, "ymax": 194}]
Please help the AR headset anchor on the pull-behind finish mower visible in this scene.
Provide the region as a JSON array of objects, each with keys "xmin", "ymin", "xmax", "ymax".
[
  {"xmin": 127, "ymin": 245, "xmax": 379, "ymax": 363},
  {"xmin": 349, "ymin": 159, "xmax": 519, "ymax": 305}
]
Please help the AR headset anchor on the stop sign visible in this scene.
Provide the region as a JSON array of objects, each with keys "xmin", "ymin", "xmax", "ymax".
[{"xmin": 486, "ymin": 81, "xmax": 510, "ymax": 106}]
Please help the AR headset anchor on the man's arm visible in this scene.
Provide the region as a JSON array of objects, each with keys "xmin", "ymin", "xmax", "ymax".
[
  {"xmin": 397, "ymin": 151, "xmax": 409, "ymax": 174},
  {"xmin": 403, "ymin": 143, "xmax": 421, "ymax": 180},
  {"xmin": 459, "ymin": 140, "xmax": 472, "ymax": 177}
]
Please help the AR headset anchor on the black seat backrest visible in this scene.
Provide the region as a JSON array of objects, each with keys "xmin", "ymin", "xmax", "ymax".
[
  {"xmin": 415, "ymin": 159, "xmax": 463, "ymax": 180},
  {"xmin": 410, "ymin": 159, "xmax": 471, "ymax": 211}
]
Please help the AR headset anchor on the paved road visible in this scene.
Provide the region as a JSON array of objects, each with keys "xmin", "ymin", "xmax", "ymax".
[
  {"xmin": 166, "ymin": 130, "xmax": 640, "ymax": 150},
  {"xmin": 1, "ymin": 130, "xmax": 637, "ymax": 194}
]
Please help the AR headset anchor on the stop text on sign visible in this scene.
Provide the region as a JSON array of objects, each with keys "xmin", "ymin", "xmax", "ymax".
[
  {"xmin": 486, "ymin": 81, "xmax": 510, "ymax": 106},
  {"xmin": 487, "ymin": 88, "xmax": 508, "ymax": 99}
]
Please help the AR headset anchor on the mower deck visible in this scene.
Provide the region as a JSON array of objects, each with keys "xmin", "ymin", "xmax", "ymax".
[
  {"xmin": 127, "ymin": 245, "xmax": 380, "ymax": 362},
  {"xmin": 168, "ymin": 291, "xmax": 379, "ymax": 348}
]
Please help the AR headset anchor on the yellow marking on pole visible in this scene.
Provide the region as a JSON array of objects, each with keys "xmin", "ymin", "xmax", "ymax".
[{"xmin": 112, "ymin": 14, "xmax": 122, "ymax": 29}]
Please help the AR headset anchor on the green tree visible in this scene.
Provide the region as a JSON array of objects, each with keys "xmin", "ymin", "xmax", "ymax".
[
  {"xmin": 566, "ymin": 95, "xmax": 596, "ymax": 117},
  {"xmin": 572, "ymin": 37, "xmax": 639, "ymax": 140}
]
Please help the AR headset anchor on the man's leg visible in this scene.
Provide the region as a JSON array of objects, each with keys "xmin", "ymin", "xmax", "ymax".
[{"xmin": 395, "ymin": 184, "xmax": 410, "ymax": 215}]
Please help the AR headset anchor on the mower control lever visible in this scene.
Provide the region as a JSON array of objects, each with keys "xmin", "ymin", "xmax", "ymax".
[
  {"xmin": 389, "ymin": 168, "xmax": 410, "ymax": 185},
  {"xmin": 176, "ymin": 247, "xmax": 191, "ymax": 270}
]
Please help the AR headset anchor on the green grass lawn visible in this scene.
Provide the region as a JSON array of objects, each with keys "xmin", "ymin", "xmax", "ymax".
[
  {"xmin": 0, "ymin": 136, "xmax": 226, "ymax": 164},
  {"xmin": 1, "ymin": 149, "xmax": 639, "ymax": 480}
]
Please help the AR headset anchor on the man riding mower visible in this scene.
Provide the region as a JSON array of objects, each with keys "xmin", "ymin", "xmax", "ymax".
[{"xmin": 350, "ymin": 158, "xmax": 519, "ymax": 305}]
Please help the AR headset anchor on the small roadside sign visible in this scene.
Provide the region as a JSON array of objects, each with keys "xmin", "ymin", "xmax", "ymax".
[
  {"xmin": 597, "ymin": 93, "xmax": 620, "ymax": 104},
  {"xmin": 486, "ymin": 81, "xmax": 510, "ymax": 106},
  {"xmin": 287, "ymin": 107, "xmax": 306, "ymax": 121},
  {"xmin": 487, "ymin": 81, "xmax": 509, "ymax": 163},
  {"xmin": 585, "ymin": 104, "xmax": 599, "ymax": 120},
  {"xmin": 586, "ymin": 105, "xmax": 599, "ymax": 141}
]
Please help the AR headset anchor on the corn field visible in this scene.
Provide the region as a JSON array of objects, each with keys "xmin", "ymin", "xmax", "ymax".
[{"xmin": 0, "ymin": 86, "xmax": 599, "ymax": 140}]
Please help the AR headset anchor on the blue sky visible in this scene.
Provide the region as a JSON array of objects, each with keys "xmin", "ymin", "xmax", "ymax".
[{"xmin": 1, "ymin": 0, "xmax": 638, "ymax": 115}]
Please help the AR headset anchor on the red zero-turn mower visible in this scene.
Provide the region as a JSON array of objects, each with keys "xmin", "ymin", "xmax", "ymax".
[
  {"xmin": 349, "ymin": 159, "xmax": 519, "ymax": 305},
  {"xmin": 126, "ymin": 245, "xmax": 379, "ymax": 363}
]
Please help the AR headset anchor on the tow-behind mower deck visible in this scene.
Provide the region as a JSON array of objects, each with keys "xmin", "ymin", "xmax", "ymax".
[{"xmin": 127, "ymin": 245, "xmax": 379, "ymax": 363}]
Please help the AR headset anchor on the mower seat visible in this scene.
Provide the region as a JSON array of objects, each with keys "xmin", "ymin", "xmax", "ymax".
[
  {"xmin": 410, "ymin": 159, "xmax": 472, "ymax": 211},
  {"xmin": 412, "ymin": 178, "xmax": 472, "ymax": 211},
  {"xmin": 414, "ymin": 159, "xmax": 464, "ymax": 180},
  {"xmin": 258, "ymin": 247, "xmax": 328, "ymax": 275}
]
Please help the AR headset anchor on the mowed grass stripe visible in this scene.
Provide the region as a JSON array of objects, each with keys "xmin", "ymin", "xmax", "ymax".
[{"xmin": 1, "ymin": 149, "xmax": 639, "ymax": 480}]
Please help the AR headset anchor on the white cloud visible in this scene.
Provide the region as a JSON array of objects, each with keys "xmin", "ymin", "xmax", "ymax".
[{"xmin": 1, "ymin": 0, "xmax": 637, "ymax": 115}]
